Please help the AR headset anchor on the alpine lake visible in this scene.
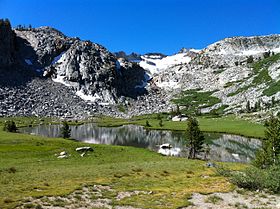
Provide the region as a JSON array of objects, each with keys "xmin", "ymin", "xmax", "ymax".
[{"xmin": 20, "ymin": 123, "xmax": 262, "ymax": 163}]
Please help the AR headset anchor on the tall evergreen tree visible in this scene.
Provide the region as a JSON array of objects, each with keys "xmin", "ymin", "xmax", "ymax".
[
  {"xmin": 61, "ymin": 121, "xmax": 71, "ymax": 139},
  {"xmin": 186, "ymin": 117, "xmax": 205, "ymax": 159},
  {"xmin": 246, "ymin": 101, "xmax": 251, "ymax": 113},
  {"xmin": 254, "ymin": 116, "xmax": 280, "ymax": 168}
]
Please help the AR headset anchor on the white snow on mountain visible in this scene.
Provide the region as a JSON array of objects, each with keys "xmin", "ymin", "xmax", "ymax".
[
  {"xmin": 51, "ymin": 51, "xmax": 66, "ymax": 65},
  {"xmin": 76, "ymin": 90, "xmax": 101, "ymax": 102},
  {"xmin": 52, "ymin": 75, "xmax": 72, "ymax": 87},
  {"xmin": 139, "ymin": 52, "xmax": 192, "ymax": 75},
  {"xmin": 189, "ymin": 48, "xmax": 201, "ymax": 53}
]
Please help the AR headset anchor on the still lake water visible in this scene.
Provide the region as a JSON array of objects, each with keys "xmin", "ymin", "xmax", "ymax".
[{"xmin": 21, "ymin": 123, "xmax": 262, "ymax": 163}]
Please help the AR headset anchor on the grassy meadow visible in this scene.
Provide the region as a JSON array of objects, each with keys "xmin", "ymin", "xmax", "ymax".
[{"xmin": 0, "ymin": 118, "xmax": 247, "ymax": 209}]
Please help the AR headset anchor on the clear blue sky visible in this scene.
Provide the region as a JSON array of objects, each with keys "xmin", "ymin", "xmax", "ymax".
[{"xmin": 1, "ymin": 0, "xmax": 279, "ymax": 55}]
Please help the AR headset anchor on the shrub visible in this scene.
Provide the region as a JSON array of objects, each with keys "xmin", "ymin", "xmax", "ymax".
[
  {"xmin": 7, "ymin": 167, "xmax": 17, "ymax": 173},
  {"xmin": 217, "ymin": 165, "xmax": 280, "ymax": 193},
  {"xmin": 3, "ymin": 120, "xmax": 17, "ymax": 132},
  {"xmin": 247, "ymin": 55, "xmax": 254, "ymax": 64},
  {"xmin": 230, "ymin": 167, "xmax": 265, "ymax": 191}
]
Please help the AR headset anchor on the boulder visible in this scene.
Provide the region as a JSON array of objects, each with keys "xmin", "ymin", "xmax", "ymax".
[
  {"xmin": 75, "ymin": 147, "xmax": 93, "ymax": 152},
  {"xmin": 160, "ymin": 143, "xmax": 173, "ymax": 149}
]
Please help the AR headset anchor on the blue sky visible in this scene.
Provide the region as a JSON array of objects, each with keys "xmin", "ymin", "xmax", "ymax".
[{"xmin": 1, "ymin": 0, "xmax": 279, "ymax": 55}]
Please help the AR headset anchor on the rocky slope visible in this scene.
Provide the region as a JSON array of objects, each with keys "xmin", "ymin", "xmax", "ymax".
[
  {"xmin": 0, "ymin": 19, "xmax": 280, "ymax": 118},
  {"xmin": 0, "ymin": 20, "xmax": 150, "ymax": 118},
  {"xmin": 129, "ymin": 35, "xmax": 280, "ymax": 115}
]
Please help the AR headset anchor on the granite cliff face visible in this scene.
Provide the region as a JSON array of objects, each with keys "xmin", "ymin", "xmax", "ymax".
[
  {"xmin": 0, "ymin": 19, "xmax": 280, "ymax": 118},
  {"xmin": 0, "ymin": 19, "xmax": 16, "ymax": 66},
  {"xmin": 0, "ymin": 20, "xmax": 147, "ymax": 118}
]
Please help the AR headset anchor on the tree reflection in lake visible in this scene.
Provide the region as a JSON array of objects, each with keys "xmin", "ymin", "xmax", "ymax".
[{"xmin": 21, "ymin": 124, "xmax": 261, "ymax": 163}]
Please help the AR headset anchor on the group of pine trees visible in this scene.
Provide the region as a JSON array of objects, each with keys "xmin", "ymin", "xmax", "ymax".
[
  {"xmin": 245, "ymin": 97, "xmax": 278, "ymax": 113},
  {"xmin": 0, "ymin": 18, "xmax": 11, "ymax": 28}
]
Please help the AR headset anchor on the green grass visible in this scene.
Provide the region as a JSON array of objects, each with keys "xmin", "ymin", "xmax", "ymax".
[
  {"xmin": 117, "ymin": 104, "xmax": 127, "ymax": 113},
  {"xmin": 96, "ymin": 115, "xmax": 265, "ymax": 139},
  {"xmin": 171, "ymin": 89, "xmax": 221, "ymax": 113},
  {"xmin": 252, "ymin": 53, "xmax": 280, "ymax": 73},
  {"xmin": 0, "ymin": 125, "xmax": 245, "ymax": 209},
  {"xmin": 252, "ymin": 68, "xmax": 272, "ymax": 85},
  {"xmin": 263, "ymin": 79, "xmax": 280, "ymax": 96}
]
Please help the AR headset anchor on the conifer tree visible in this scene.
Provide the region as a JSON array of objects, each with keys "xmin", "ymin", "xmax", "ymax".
[
  {"xmin": 254, "ymin": 116, "xmax": 280, "ymax": 168},
  {"xmin": 186, "ymin": 117, "xmax": 205, "ymax": 159},
  {"xmin": 61, "ymin": 121, "xmax": 71, "ymax": 139}
]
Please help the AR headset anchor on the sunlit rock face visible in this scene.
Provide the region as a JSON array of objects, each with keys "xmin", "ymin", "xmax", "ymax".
[
  {"xmin": 1, "ymin": 19, "xmax": 280, "ymax": 118},
  {"xmin": 0, "ymin": 24, "xmax": 147, "ymax": 118}
]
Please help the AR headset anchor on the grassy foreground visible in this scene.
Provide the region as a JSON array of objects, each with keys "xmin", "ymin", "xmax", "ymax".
[
  {"xmin": 96, "ymin": 115, "xmax": 265, "ymax": 139},
  {"xmin": 0, "ymin": 127, "xmax": 245, "ymax": 209}
]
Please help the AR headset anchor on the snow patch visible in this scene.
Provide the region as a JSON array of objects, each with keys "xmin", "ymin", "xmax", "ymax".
[
  {"xmin": 115, "ymin": 60, "xmax": 121, "ymax": 70},
  {"xmin": 76, "ymin": 90, "xmax": 101, "ymax": 102},
  {"xmin": 52, "ymin": 75, "xmax": 72, "ymax": 87},
  {"xmin": 24, "ymin": 59, "xmax": 33, "ymax": 65},
  {"xmin": 51, "ymin": 51, "xmax": 66, "ymax": 65},
  {"xmin": 189, "ymin": 48, "xmax": 201, "ymax": 53},
  {"xmin": 156, "ymin": 81, "xmax": 180, "ymax": 90},
  {"xmin": 139, "ymin": 53, "xmax": 192, "ymax": 75}
]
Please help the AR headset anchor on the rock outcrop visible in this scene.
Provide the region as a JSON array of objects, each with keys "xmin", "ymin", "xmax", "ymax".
[
  {"xmin": 0, "ymin": 20, "xmax": 148, "ymax": 118},
  {"xmin": 0, "ymin": 19, "xmax": 16, "ymax": 66},
  {"xmin": 0, "ymin": 18, "xmax": 280, "ymax": 118}
]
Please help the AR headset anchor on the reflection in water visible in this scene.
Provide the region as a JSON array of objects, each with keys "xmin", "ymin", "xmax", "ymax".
[{"xmin": 21, "ymin": 124, "xmax": 261, "ymax": 163}]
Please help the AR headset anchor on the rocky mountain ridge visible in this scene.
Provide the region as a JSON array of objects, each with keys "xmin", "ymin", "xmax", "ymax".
[{"xmin": 0, "ymin": 19, "xmax": 280, "ymax": 118}]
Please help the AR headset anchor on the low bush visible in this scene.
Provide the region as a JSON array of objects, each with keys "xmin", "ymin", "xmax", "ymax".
[{"xmin": 217, "ymin": 165, "xmax": 280, "ymax": 193}]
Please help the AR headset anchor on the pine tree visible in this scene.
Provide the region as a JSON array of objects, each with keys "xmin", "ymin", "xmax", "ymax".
[
  {"xmin": 254, "ymin": 116, "xmax": 280, "ymax": 168},
  {"xmin": 186, "ymin": 117, "xmax": 205, "ymax": 159},
  {"xmin": 246, "ymin": 101, "xmax": 251, "ymax": 113},
  {"xmin": 61, "ymin": 121, "xmax": 71, "ymax": 139}
]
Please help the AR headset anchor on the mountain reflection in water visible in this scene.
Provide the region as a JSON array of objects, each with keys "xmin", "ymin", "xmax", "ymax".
[{"xmin": 21, "ymin": 123, "xmax": 261, "ymax": 163}]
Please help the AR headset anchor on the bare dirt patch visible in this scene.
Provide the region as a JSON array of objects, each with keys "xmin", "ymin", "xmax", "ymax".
[{"xmin": 186, "ymin": 189, "xmax": 280, "ymax": 209}]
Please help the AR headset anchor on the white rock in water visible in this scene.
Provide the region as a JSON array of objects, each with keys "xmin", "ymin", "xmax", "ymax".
[
  {"xmin": 158, "ymin": 147, "xmax": 181, "ymax": 156},
  {"xmin": 232, "ymin": 153, "xmax": 240, "ymax": 160},
  {"xmin": 160, "ymin": 143, "xmax": 172, "ymax": 149},
  {"xmin": 172, "ymin": 116, "xmax": 181, "ymax": 121},
  {"xmin": 180, "ymin": 117, "xmax": 188, "ymax": 121},
  {"xmin": 172, "ymin": 116, "xmax": 188, "ymax": 122}
]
